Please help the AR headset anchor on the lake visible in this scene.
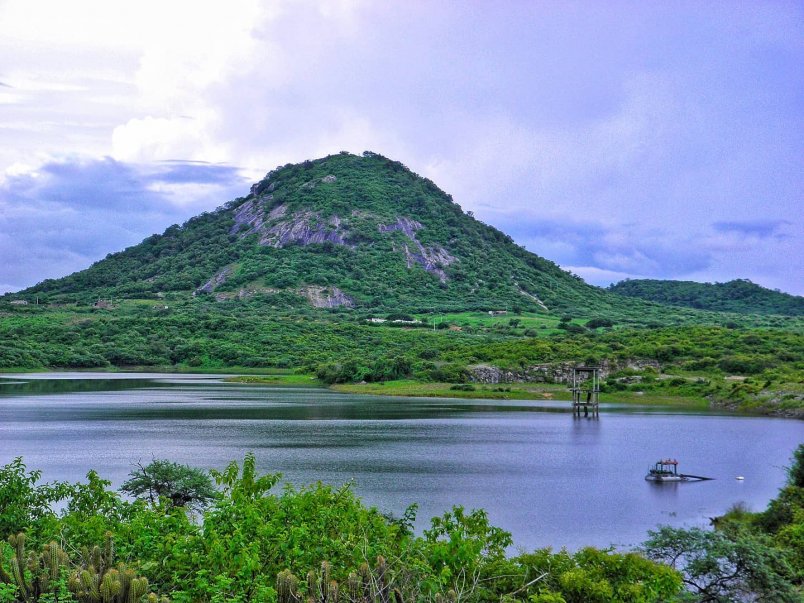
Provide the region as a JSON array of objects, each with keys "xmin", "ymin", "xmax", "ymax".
[{"xmin": 1, "ymin": 372, "xmax": 800, "ymax": 551}]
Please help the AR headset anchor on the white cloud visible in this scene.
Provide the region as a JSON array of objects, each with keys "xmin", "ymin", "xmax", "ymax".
[{"xmin": 0, "ymin": 2, "xmax": 800, "ymax": 294}]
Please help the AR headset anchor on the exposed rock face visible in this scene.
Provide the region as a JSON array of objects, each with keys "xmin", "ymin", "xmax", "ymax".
[
  {"xmin": 300, "ymin": 286, "xmax": 354, "ymax": 308},
  {"xmin": 468, "ymin": 359, "xmax": 661, "ymax": 384},
  {"xmin": 196, "ymin": 266, "xmax": 233, "ymax": 294},
  {"xmin": 260, "ymin": 212, "xmax": 350, "ymax": 248},
  {"xmin": 230, "ymin": 196, "xmax": 457, "ymax": 283},
  {"xmin": 232, "ymin": 199, "xmax": 350, "ymax": 248},
  {"xmin": 379, "ymin": 217, "xmax": 455, "ymax": 282},
  {"xmin": 230, "ymin": 197, "xmax": 269, "ymax": 236},
  {"xmin": 516, "ymin": 286, "xmax": 549, "ymax": 311}
]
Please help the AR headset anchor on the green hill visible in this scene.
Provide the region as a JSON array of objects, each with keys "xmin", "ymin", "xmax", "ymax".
[
  {"xmin": 608, "ymin": 279, "xmax": 804, "ymax": 316},
  {"xmin": 20, "ymin": 151, "xmax": 625, "ymax": 315},
  {"xmin": 2, "ymin": 152, "xmax": 802, "ymax": 416}
]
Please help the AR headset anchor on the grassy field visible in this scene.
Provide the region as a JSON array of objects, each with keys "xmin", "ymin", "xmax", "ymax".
[
  {"xmin": 330, "ymin": 379, "xmax": 709, "ymax": 408},
  {"xmin": 224, "ymin": 374, "xmax": 321, "ymax": 386}
]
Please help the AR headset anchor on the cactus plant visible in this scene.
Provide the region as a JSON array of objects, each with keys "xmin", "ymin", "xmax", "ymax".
[
  {"xmin": 0, "ymin": 534, "xmax": 169, "ymax": 603},
  {"xmin": 0, "ymin": 534, "xmax": 71, "ymax": 602},
  {"xmin": 274, "ymin": 556, "xmax": 406, "ymax": 603},
  {"xmin": 276, "ymin": 569, "xmax": 300, "ymax": 603}
]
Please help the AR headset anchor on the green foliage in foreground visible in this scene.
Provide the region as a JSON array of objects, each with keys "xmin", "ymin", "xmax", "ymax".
[
  {"xmin": 0, "ymin": 455, "xmax": 684, "ymax": 602},
  {"xmin": 3, "ymin": 447, "xmax": 803, "ymax": 601},
  {"xmin": 0, "ymin": 531, "xmax": 166, "ymax": 603}
]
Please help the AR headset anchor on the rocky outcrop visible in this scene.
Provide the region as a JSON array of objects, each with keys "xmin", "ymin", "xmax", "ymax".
[
  {"xmin": 232, "ymin": 197, "xmax": 351, "ymax": 249},
  {"xmin": 196, "ymin": 266, "xmax": 233, "ymax": 294},
  {"xmin": 231, "ymin": 198, "xmax": 266, "ymax": 236},
  {"xmin": 300, "ymin": 286, "xmax": 354, "ymax": 308},
  {"xmin": 468, "ymin": 358, "xmax": 661, "ymax": 384},
  {"xmin": 516, "ymin": 286, "xmax": 549, "ymax": 311},
  {"xmin": 232, "ymin": 203, "xmax": 457, "ymax": 285},
  {"xmin": 260, "ymin": 212, "xmax": 350, "ymax": 248},
  {"xmin": 380, "ymin": 217, "xmax": 455, "ymax": 282}
]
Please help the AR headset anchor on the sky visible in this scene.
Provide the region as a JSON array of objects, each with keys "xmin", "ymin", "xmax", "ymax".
[{"xmin": 1, "ymin": 0, "xmax": 802, "ymax": 295}]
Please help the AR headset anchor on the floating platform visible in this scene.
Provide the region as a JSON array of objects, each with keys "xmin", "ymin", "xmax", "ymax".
[{"xmin": 645, "ymin": 459, "xmax": 713, "ymax": 482}]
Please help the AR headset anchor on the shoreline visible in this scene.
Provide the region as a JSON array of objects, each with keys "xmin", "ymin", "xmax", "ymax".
[{"xmin": 2, "ymin": 367, "xmax": 799, "ymax": 417}]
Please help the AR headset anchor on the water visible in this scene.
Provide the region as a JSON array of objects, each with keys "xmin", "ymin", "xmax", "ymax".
[{"xmin": 1, "ymin": 373, "xmax": 801, "ymax": 551}]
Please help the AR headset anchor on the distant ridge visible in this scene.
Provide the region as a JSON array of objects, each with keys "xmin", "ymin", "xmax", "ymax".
[{"xmin": 608, "ymin": 278, "xmax": 804, "ymax": 316}]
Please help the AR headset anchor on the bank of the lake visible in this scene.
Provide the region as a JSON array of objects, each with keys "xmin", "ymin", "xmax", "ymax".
[
  {"xmin": 3, "ymin": 366, "xmax": 798, "ymax": 416},
  {"xmin": 224, "ymin": 374, "xmax": 717, "ymax": 411}
]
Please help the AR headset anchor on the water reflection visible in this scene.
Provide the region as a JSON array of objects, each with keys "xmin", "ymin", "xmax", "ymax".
[{"xmin": 0, "ymin": 373, "xmax": 799, "ymax": 552}]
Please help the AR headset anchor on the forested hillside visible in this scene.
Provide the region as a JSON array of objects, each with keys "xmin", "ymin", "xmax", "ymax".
[
  {"xmin": 609, "ymin": 278, "xmax": 804, "ymax": 316},
  {"xmin": 17, "ymin": 152, "xmax": 643, "ymax": 315}
]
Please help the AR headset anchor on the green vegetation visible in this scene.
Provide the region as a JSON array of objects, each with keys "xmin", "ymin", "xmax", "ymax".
[
  {"xmin": 10, "ymin": 151, "xmax": 789, "ymax": 325},
  {"xmin": 120, "ymin": 460, "xmax": 217, "ymax": 511},
  {"xmin": 0, "ymin": 454, "xmax": 685, "ymax": 602},
  {"xmin": 1, "ymin": 151, "xmax": 802, "ymax": 416},
  {"xmin": 1, "ymin": 299, "xmax": 802, "ymax": 415},
  {"xmin": 609, "ymin": 278, "xmax": 804, "ymax": 316},
  {"xmin": 3, "ymin": 446, "xmax": 803, "ymax": 601}
]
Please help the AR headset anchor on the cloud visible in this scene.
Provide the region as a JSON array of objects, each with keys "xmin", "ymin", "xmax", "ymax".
[
  {"xmin": 712, "ymin": 219, "xmax": 790, "ymax": 239},
  {"xmin": 490, "ymin": 213, "xmax": 712, "ymax": 279},
  {"xmin": 0, "ymin": 158, "xmax": 249, "ymax": 290},
  {"xmin": 0, "ymin": 2, "xmax": 801, "ymax": 294}
]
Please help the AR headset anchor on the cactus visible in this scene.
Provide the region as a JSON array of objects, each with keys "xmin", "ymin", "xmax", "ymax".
[
  {"xmin": 66, "ymin": 534, "xmax": 167, "ymax": 603},
  {"xmin": 320, "ymin": 562, "xmax": 337, "ymax": 603},
  {"xmin": 375, "ymin": 556, "xmax": 389, "ymax": 603},
  {"xmin": 0, "ymin": 562, "xmax": 12, "ymax": 588},
  {"xmin": 274, "ymin": 556, "xmax": 406, "ymax": 603},
  {"xmin": 346, "ymin": 572, "xmax": 360, "ymax": 601},
  {"xmin": 276, "ymin": 569, "xmax": 299, "ymax": 603},
  {"xmin": 70, "ymin": 563, "xmax": 163, "ymax": 603},
  {"xmin": 0, "ymin": 535, "xmax": 74, "ymax": 602},
  {"xmin": 10, "ymin": 556, "xmax": 28, "ymax": 602},
  {"xmin": 46, "ymin": 542, "xmax": 60, "ymax": 581},
  {"xmin": 100, "ymin": 569, "xmax": 121, "ymax": 602},
  {"xmin": 91, "ymin": 547, "xmax": 102, "ymax": 575},
  {"xmin": 103, "ymin": 533, "xmax": 114, "ymax": 572},
  {"xmin": 0, "ymin": 534, "xmax": 168, "ymax": 603},
  {"xmin": 127, "ymin": 577, "xmax": 148, "ymax": 603}
]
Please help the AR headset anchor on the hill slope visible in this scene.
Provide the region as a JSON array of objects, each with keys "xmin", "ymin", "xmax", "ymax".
[
  {"xmin": 21, "ymin": 151, "xmax": 626, "ymax": 314},
  {"xmin": 608, "ymin": 279, "xmax": 804, "ymax": 316}
]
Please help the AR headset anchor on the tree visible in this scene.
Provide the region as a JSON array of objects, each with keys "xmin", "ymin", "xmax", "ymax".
[
  {"xmin": 0, "ymin": 457, "xmax": 73, "ymax": 539},
  {"xmin": 120, "ymin": 459, "xmax": 217, "ymax": 510},
  {"xmin": 642, "ymin": 525, "xmax": 798, "ymax": 602}
]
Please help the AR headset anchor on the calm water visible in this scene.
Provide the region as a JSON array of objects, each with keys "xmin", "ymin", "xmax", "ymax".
[{"xmin": 1, "ymin": 373, "xmax": 801, "ymax": 551}]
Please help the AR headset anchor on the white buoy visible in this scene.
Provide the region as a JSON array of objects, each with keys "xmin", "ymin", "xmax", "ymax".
[{"xmin": 736, "ymin": 476, "xmax": 745, "ymax": 480}]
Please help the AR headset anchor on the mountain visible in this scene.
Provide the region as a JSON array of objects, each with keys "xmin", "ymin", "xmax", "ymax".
[
  {"xmin": 21, "ymin": 151, "xmax": 626, "ymax": 314},
  {"xmin": 608, "ymin": 278, "xmax": 804, "ymax": 316}
]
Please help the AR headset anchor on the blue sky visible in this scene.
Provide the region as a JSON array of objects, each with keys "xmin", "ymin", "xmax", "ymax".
[{"xmin": 1, "ymin": 1, "xmax": 801, "ymax": 294}]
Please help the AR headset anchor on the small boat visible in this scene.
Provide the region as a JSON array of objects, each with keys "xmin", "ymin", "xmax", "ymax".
[
  {"xmin": 645, "ymin": 459, "xmax": 714, "ymax": 482},
  {"xmin": 646, "ymin": 459, "xmax": 684, "ymax": 482}
]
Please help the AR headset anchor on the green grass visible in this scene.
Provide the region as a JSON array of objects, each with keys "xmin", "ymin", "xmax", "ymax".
[
  {"xmin": 330, "ymin": 379, "xmax": 709, "ymax": 407},
  {"xmin": 224, "ymin": 374, "xmax": 321, "ymax": 386}
]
